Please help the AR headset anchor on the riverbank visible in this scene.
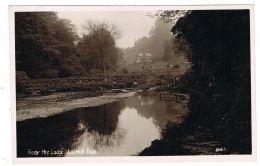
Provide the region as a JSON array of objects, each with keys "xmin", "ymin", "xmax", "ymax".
[
  {"xmin": 138, "ymin": 74, "xmax": 252, "ymax": 155},
  {"xmin": 16, "ymin": 91, "xmax": 136, "ymax": 121}
]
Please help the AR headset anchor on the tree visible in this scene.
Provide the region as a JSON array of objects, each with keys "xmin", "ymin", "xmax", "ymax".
[
  {"xmin": 79, "ymin": 20, "xmax": 121, "ymax": 75},
  {"xmin": 16, "ymin": 12, "xmax": 63, "ymax": 78},
  {"xmin": 170, "ymin": 10, "xmax": 251, "ymax": 152},
  {"xmin": 15, "ymin": 12, "xmax": 85, "ymax": 78}
]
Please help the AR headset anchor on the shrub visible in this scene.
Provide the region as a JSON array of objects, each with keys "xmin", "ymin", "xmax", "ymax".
[{"xmin": 122, "ymin": 68, "xmax": 128, "ymax": 74}]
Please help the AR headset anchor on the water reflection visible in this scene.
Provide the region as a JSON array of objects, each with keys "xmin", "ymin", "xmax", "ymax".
[
  {"xmin": 125, "ymin": 92, "xmax": 188, "ymax": 128},
  {"xmin": 66, "ymin": 103, "xmax": 128, "ymax": 156},
  {"xmin": 17, "ymin": 102, "xmax": 123, "ymax": 157},
  {"xmin": 17, "ymin": 92, "xmax": 188, "ymax": 157}
]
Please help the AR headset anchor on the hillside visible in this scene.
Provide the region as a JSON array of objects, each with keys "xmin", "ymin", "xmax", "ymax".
[{"xmin": 122, "ymin": 19, "xmax": 173, "ymax": 65}]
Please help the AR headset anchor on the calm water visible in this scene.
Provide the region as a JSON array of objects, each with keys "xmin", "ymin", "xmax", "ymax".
[{"xmin": 17, "ymin": 92, "xmax": 188, "ymax": 157}]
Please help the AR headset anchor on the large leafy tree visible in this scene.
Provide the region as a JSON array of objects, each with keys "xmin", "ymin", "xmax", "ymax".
[
  {"xmin": 78, "ymin": 20, "xmax": 121, "ymax": 75},
  {"xmin": 16, "ymin": 12, "xmax": 56, "ymax": 78},
  {"xmin": 15, "ymin": 12, "xmax": 84, "ymax": 78}
]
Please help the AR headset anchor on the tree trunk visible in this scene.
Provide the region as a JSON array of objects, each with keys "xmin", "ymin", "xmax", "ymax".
[{"xmin": 102, "ymin": 59, "xmax": 107, "ymax": 75}]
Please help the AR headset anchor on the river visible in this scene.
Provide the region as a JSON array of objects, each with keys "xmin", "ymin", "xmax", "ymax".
[{"xmin": 16, "ymin": 92, "xmax": 188, "ymax": 157}]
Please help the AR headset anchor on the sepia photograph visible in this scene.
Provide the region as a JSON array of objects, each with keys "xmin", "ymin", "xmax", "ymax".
[{"xmin": 10, "ymin": 5, "xmax": 255, "ymax": 162}]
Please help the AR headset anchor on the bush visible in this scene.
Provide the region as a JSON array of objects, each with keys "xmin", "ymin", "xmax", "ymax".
[
  {"xmin": 16, "ymin": 71, "xmax": 29, "ymax": 80},
  {"xmin": 173, "ymin": 64, "xmax": 180, "ymax": 69},
  {"xmin": 90, "ymin": 69, "xmax": 103, "ymax": 75},
  {"xmin": 122, "ymin": 68, "xmax": 128, "ymax": 74}
]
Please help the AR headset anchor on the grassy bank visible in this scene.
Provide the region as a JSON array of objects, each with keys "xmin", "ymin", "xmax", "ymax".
[{"xmin": 16, "ymin": 74, "xmax": 143, "ymax": 97}]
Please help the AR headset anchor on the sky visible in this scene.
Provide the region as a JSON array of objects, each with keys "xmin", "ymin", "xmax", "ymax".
[{"xmin": 57, "ymin": 11, "xmax": 157, "ymax": 48}]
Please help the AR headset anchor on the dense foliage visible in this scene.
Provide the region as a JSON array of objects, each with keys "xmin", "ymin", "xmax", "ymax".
[
  {"xmin": 15, "ymin": 12, "xmax": 121, "ymax": 78},
  {"xmin": 15, "ymin": 12, "xmax": 84, "ymax": 78},
  {"xmin": 171, "ymin": 10, "xmax": 251, "ymax": 153},
  {"xmin": 139, "ymin": 10, "xmax": 251, "ymax": 155}
]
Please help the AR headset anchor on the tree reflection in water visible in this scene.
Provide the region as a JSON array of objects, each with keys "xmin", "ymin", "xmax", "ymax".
[
  {"xmin": 17, "ymin": 102, "xmax": 126, "ymax": 157},
  {"xmin": 67, "ymin": 102, "xmax": 127, "ymax": 155},
  {"xmin": 124, "ymin": 92, "xmax": 189, "ymax": 129}
]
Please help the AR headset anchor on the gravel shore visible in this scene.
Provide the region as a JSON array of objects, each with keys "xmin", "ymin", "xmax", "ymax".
[{"xmin": 16, "ymin": 92, "xmax": 136, "ymax": 121}]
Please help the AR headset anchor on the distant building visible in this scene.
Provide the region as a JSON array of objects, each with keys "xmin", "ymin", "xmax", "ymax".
[{"xmin": 136, "ymin": 53, "xmax": 152, "ymax": 64}]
